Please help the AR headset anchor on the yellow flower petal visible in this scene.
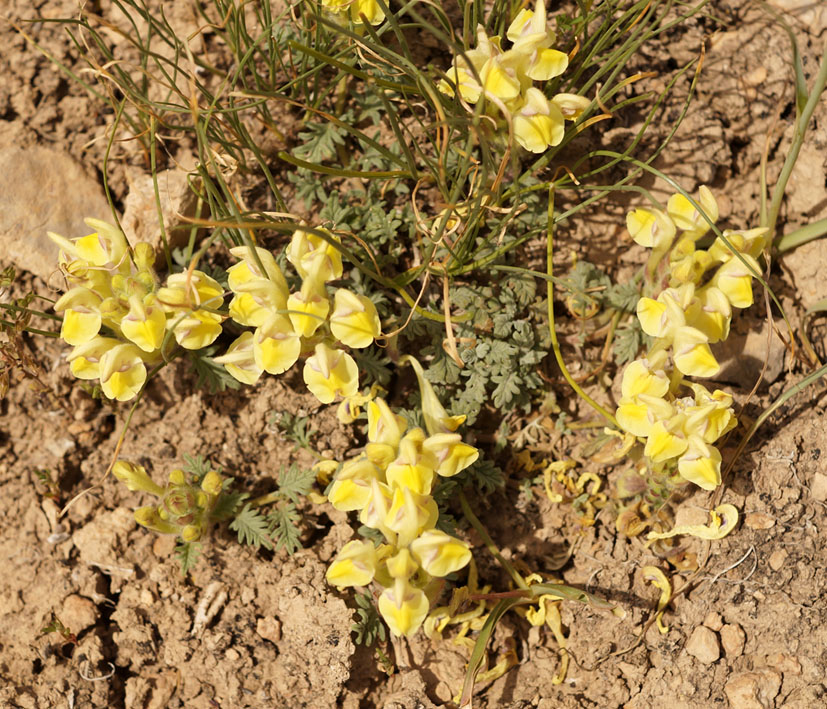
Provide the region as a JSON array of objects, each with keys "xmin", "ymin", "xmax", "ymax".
[
  {"xmin": 253, "ymin": 314, "xmax": 301, "ymax": 375},
  {"xmin": 378, "ymin": 579, "xmax": 430, "ymax": 637},
  {"xmin": 303, "ymin": 342, "xmax": 359, "ymax": 404},
  {"xmin": 329, "ymin": 288, "xmax": 381, "ymax": 348},
  {"xmin": 410, "ymin": 529, "xmax": 472, "ymax": 577},
  {"xmin": 213, "ymin": 331, "xmax": 262, "ymax": 385}
]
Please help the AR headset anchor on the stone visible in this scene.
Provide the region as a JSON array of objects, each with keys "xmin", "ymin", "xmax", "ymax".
[
  {"xmin": 766, "ymin": 653, "xmax": 801, "ymax": 675},
  {"xmin": 0, "ymin": 145, "xmax": 111, "ymax": 282},
  {"xmin": 60, "ymin": 594, "xmax": 98, "ymax": 633},
  {"xmin": 713, "ymin": 322, "xmax": 786, "ymax": 389},
  {"xmin": 121, "ymin": 168, "xmax": 199, "ymax": 258},
  {"xmin": 769, "ymin": 549, "xmax": 788, "ymax": 571},
  {"xmin": 810, "ymin": 473, "xmax": 827, "ymax": 502},
  {"xmin": 720, "ymin": 623, "xmax": 746, "ymax": 658},
  {"xmin": 685, "ymin": 625, "xmax": 720, "ymax": 664},
  {"xmin": 256, "ymin": 616, "xmax": 282, "ymax": 645},
  {"xmin": 744, "ymin": 512, "xmax": 776, "ymax": 530},
  {"xmin": 703, "ymin": 611, "xmax": 723, "ymax": 632},
  {"xmin": 724, "ymin": 670, "xmax": 782, "ymax": 709}
]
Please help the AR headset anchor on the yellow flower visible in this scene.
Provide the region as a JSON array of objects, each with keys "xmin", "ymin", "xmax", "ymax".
[
  {"xmin": 213, "ymin": 331, "xmax": 263, "ymax": 386},
  {"xmin": 253, "ymin": 314, "xmax": 301, "ymax": 375},
  {"xmin": 67, "ymin": 336, "xmax": 120, "ymax": 380},
  {"xmin": 513, "ymin": 88, "xmax": 565, "ymax": 153},
  {"xmin": 228, "ymin": 245, "xmax": 289, "ymax": 295},
  {"xmin": 329, "ymin": 289, "xmax": 381, "ymax": 348},
  {"xmin": 626, "ymin": 208, "xmax": 676, "ymax": 250},
  {"xmin": 666, "ymin": 186, "xmax": 718, "ymax": 240},
  {"xmin": 113, "ymin": 460, "xmax": 165, "ymax": 496},
  {"xmin": 709, "ymin": 255, "xmax": 760, "ymax": 309},
  {"xmin": 228, "ymin": 279, "xmax": 289, "ymax": 328},
  {"xmin": 422, "ymin": 433, "xmax": 480, "ymax": 478},
  {"xmin": 326, "ymin": 540, "xmax": 378, "ymax": 587},
  {"xmin": 385, "ymin": 428, "xmax": 437, "ymax": 495},
  {"xmin": 551, "ymin": 93, "xmax": 591, "ymax": 121},
  {"xmin": 287, "ymin": 228, "xmax": 343, "ymax": 282},
  {"xmin": 686, "ymin": 286, "xmax": 731, "ymax": 343},
  {"xmin": 121, "ymin": 294, "xmax": 167, "ymax": 352},
  {"xmin": 410, "ymin": 529, "xmax": 472, "ymax": 577},
  {"xmin": 157, "ymin": 271, "xmax": 224, "ymax": 349},
  {"xmin": 349, "ymin": 0, "xmax": 384, "ymax": 24},
  {"xmin": 615, "ymin": 357, "xmax": 674, "ymax": 438},
  {"xmin": 384, "ymin": 485, "xmax": 438, "ymax": 548},
  {"xmin": 367, "ymin": 397, "xmax": 408, "ymax": 447},
  {"xmin": 54, "ymin": 287, "xmax": 103, "ymax": 346},
  {"xmin": 359, "ymin": 478, "xmax": 393, "ymax": 536},
  {"xmin": 99, "ymin": 343, "xmax": 147, "ymax": 401},
  {"xmin": 385, "ymin": 548, "xmax": 418, "ymax": 580},
  {"xmin": 287, "ymin": 278, "xmax": 330, "ymax": 338},
  {"xmin": 378, "ymin": 578, "xmax": 430, "ymax": 637},
  {"xmin": 328, "ymin": 456, "xmax": 381, "ymax": 511},
  {"xmin": 643, "ymin": 418, "xmax": 689, "ymax": 462},
  {"xmin": 403, "ymin": 356, "xmax": 466, "ymax": 435},
  {"xmin": 303, "ymin": 342, "xmax": 359, "ymax": 404},
  {"xmin": 677, "ymin": 437, "xmax": 722, "ymax": 490},
  {"xmin": 505, "ymin": 0, "xmax": 568, "ymax": 81},
  {"xmin": 636, "ymin": 286, "xmax": 719, "ymax": 378}
]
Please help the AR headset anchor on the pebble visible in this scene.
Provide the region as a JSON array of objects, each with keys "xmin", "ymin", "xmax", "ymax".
[
  {"xmin": 766, "ymin": 652, "xmax": 801, "ymax": 675},
  {"xmin": 121, "ymin": 168, "xmax": 198, "ymax": 258},
  {"xmin": 810, "ymin": 473, "xmax": 827, "ymax": 502},
  {"xmin": 256, "ymin": 616, "xmax": 282, "ymax": 645},
  {"xmin": 0, "ymin": 145, "xmax": 111, "ymax": 282},
  {"xmin": 744, "ymin": 512, "xmax": 776, "ymax": 530},
  {"xmin": 724, "ymin": 670, "xmax": 782, "ymax": 709},
  {"xmin": 685, "ymin": 625, "xmax": 720, "ymax": 664},
  {"xmin": 703, "ymin": 611, "xmax": 723, "ymax": 632},
  {"xmin": 720, "ymin": 623, "xmax": 746, "ymax": 657},
  {"xmin": 60, "ymin": 594, "xmax": 98, "ymax": 633},
  {"xmin": 769, "ymin": 549, "xmax": 788, "ymax": 571}
]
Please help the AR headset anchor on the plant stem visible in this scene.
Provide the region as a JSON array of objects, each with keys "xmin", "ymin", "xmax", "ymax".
[
  {"xmin": 546, "ymin": 187, "xmax": 619, "ymax": 427},
  {"xmin": 458, "ymin": 490, "xmax": 528, "ymax": 591}
]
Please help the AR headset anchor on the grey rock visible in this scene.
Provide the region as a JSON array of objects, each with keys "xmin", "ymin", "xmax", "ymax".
[{"xmin": 0, "ymin": 145, "xmax": 111, "ymax": 281}]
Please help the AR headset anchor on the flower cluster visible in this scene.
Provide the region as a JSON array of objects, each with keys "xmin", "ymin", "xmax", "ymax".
[
  {"xmin": 616, "ymin": 187, "xmax": 766, "ymax": 490},
  {"xmin": 215, "ymin": 228, "xmax": 381, "ymax": 404},
  {"xmin": 325, "ymin": 357, "xmax": 478, "ymax": 637},
  {"xmin": 320, "ymin": 0, "xmax": 384, "ymax": 26},
  {"xmin": 438, "ymin": 0, "xmax": 589, "ymax": 153},
  {"xmin": 50, "ymin": 219, "xmax": 224, "ymax": 401},
  {"xmin": 113, "ymin": 460, "xmax": 225, "ymax": 542}
]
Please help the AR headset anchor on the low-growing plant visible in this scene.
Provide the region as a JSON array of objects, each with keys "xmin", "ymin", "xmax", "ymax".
[{"xmin": 15, "ymin": 0, "xmax": 827, "ymax": 702}]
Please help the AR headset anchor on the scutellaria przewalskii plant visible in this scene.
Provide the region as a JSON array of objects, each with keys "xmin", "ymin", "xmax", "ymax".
[{"xmin": 24, "ymin": 0, "xmax": 827, "ymax": 700}]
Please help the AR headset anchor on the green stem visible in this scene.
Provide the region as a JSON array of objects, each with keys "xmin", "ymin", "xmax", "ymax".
[
  {"xmin": 766, "ymin": 44, "xmax": 827, "ymax": 242},
  {"xmin": 546, "ymin": 187, "xmax": 618, "ymax": 427},
  {"xmin": 458, "ymin": 490, "xmax": 528, "ymax": 591},
  {"xmin": 776, "ymin": 216, "xmax": 827, "ymax": 253}
]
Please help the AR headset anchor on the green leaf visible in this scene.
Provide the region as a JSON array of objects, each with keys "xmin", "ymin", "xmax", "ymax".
[
  {"xmin": 268, "ymin": 502, "xmax": 303, "ymax": 555},
  {"xmin": 187, "ymin": 347, "xmax": 241, "ymax": 395},
  {"xmin": 278, "ymin": 464, "xmax": 316, "ymax": 505},
  {"xmin": 293, "ymin": 121, "xmax": 347, "ymax": 163},
  {"xmin": 351, "ymin": 591, "xmax": 386, "ymax": 646},
  {"xmin": 211, "ymin": 489, "xmax": 247, "ymax": 521},
  {"xmin": 230, "ymin": 504, "xmax": 273, "ymax": 550},
  {"xmin": 605, "ymin": 280, "xmax": 640, "ymax": 312},
  {"xmin": 175, "ymin": 541, "xmax": 201, "ymax": 575}
]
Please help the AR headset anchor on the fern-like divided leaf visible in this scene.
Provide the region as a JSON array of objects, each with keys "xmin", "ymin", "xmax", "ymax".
[
  {"xmin": 267, "ymin": 502, "xmax": 302, "ymax": 555},
  {"xmin": 187, "ymin": 346, "xmax": 241, "ymax": 395},
  {"xmin": 182, "ymin": 453, "xmax": 222, "ymax": 483},
  {"xmin": 278, "ymin": 464, "xmax": 316, "ymax": 505},
  {"xmin": 352, "ymin": 591, "xmax": 386, "ymax": 646},
  {"xmin": 230, "ymin": 504, "xmax": 273, "ymax": 550},
  {"xmin": 211, "ymin": 489, "xmax": 248, "ymax": 521},
  {"xmin": 175, "ymin": 541, "xmax": 201, "ymax": 575}
]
